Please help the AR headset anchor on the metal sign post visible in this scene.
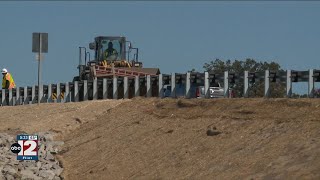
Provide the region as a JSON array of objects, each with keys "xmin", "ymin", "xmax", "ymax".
[
  {"xmin": 32, "ymin": 32, "xmax": 48, "ymax": 105},
  {"xmin": 38, "ymin": 34, "xmax": 42, "ymax": 105}
]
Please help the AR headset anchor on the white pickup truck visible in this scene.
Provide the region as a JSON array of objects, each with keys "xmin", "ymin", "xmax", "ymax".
[
  {"xmin": 163, "ymin": 82, "xmax": 227, "ymax": 98},
  {"xmin": 196, "ymin": 82, "xmax": 224, "ymax": 98}
]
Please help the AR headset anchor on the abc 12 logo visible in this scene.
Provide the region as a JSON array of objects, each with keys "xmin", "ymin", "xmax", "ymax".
[{"xmin": 11, "ymin": 135, "xmax": 38, "ymax": 160}]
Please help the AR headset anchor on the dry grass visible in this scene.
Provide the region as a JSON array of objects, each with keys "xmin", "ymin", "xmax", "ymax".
[{"xmin": 1, "ymin": 98, "xmax": 320, "ymax": 180}]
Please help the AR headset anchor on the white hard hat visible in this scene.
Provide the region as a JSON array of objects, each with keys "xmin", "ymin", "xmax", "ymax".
[{"xmin": 1, "ymin": 68, "xmax": 7, "ymax": 73}]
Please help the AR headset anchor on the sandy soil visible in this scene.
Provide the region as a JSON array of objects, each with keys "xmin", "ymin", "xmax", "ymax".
[{"xmin": 1, "ymin": 98, "xmax": 320, "ymax": 180}]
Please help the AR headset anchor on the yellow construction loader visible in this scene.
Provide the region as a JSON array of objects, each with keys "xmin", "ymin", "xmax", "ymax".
[
  {"xmin": 74, "ymin": 36, "xmax": 160, "ymax": 81},
  {"xmin": 72, "ymin": 36, "xmax": 160, "ymax": 100}
]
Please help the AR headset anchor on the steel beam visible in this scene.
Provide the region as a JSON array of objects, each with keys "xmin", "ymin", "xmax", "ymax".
[
  {"xmin": 65, "ymin": 82, "xmax": 70, "ymax": 102},
  {"xmin": 113, "ymin": 76, "xmax": 118, "ymax": 99},
  {"xmin": 124, "ymin": 77, "xmax": 129, "ymax": 99},
  {"xmin": 204, "ymin": 72, "xmax": 209, "ymax": 99},
  {"xmin": 8, "ymin": 89, "xmax": 13, "ymax": 106},
  {"xmin": 103, "ymin": 78, "xmax": 107, "ymax": 99},
  {"xmin": 74, "ymin": 81, "xmax": 79, "ymax": 102},
  {"xmin": 48, "ymin": 84, "xmax": 52, "ymax": 103},
  {"xmin": 93, "ymin": 78, "xmax": 98, "ymax": 100},
  {"xmin": 264, "ymin": 70, "xmax": 270, "ymax": 98},
  {"xmin": 244, "ymin": 71, "xmax": 249, "ymax": 98},
  {"xmin": 171, "ymin": 73, "xmax": 176, "ymax": 98},
  {"xmin": 224, "ymin": 71, "xmax": 229, "ymax": 98},
  {"xmin": 39, "ymin": 84, "xmax": 43, "ymax": 103},
  {"xmin": 146, "ymin": 75, "xmax": 152, "ymax": 97},
  {"xmin": 186, "ymin": 72, "xmax": 191, "ymax": 98},
  {"xmin": 15, "ymin": 87, "xmax": 20, "ymax": 105},
  {"xmin": 83, "ymin": 80, "xmax": 88, "ymax": 101},
  {"xmin": 2, "ymin": 89, "xmax": 6, "ymax": 106},
  {"xmin": 32, "ymin": 85, "xmax": 36, "ymax": 104},
  {"xmin": 23, "ymin": 87, "xmax": 28, "ymax": 104},
  {"xmin": 158, "ymin": 74, "xmax": 164, "ymax": 98},
  {"xmin": 57, "ymin": 83, "xmax": 61, "ymax": 103},
  {"xmin": 61, "ymin": 84, "xmax": 65, "ymax": 103},
  {"xmin": 135, "ymin": 76, "xmax": 139, "ymax": 97},
  {"xmin": 286, "ymin": 70, "xmax": 292, "ymax": 98},
  {"xmin": 308, "ymin": 69, "xmax": 314, "ymax": 98}
]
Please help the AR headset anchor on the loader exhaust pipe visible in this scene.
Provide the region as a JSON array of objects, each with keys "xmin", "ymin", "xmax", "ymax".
[
  {"xmin": 79, "ymin": 47, "xmax": 87, "ymax": 66},
  {"xmin": 86, "ymin": 52, "xmax": 90, "ymax": 65},
  {"xmin": 79, "ymin": 47, "xmax": 87, "ymax": 78}
]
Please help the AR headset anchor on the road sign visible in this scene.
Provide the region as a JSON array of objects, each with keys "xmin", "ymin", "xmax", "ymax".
[{"xmin": 32, "ymin": 33, "xmax": 48, "ymax": 53}]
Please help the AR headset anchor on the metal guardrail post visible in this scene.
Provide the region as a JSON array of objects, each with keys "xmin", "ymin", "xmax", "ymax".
[
  {"xmin": 286, "ymin": 70, "xmax": 292, "ymax": 98},
  {"xmin": 244, "ymin": 71, "xmax": 249, "ymax": 98},
  {"xmin": 39, "ymin": 84, "xmax": 43, "ymax": 103},
  {"xmin": 48, "ymin": 84, "xmax": 52, "ymax": 103},
  {"xmin": 15, "ymin": 87, "xmax": 20, "ymax": 106},
  {"xmin": 60, "ymin": 84, "xmax": 66, "ymax": 103},
  {"xmin": 2, "ymin": 89, "xmax": 6, "ymax": 106},
  {"xmin": 204, "ymin": 72, "xmax": 209, "ymax": 99},
  {"xmin": 158, "ymin": 74, "xmax": 163, "ymax": 98},
  {"xmin": 186, "ymin": 72, "xmax": 191, "ymax": 98},
  {"xmin": 32, "ymin": 85, "xmax": 36, "ymax": 104},
  {"xmin": 74, "ymin": 81, "xmax": 79, "ymax": 102},
  {"xmin": 13, "ymin": 89, "xmax": 16, "ymax": 106},
  {"xmin": 83, "ymin": 80, "xmax": 88, "ymax": 101},
  {"xmin": 103, "ymin": 78, "xmax": 107, "ymax": 99},
  {"xmin": 124, "ymin": 77, "xmax": 129, "ymax": 99},
  {"xmin": 146, "ymin": 75, "xmax": 151, "ymax": 98},
  {"xmin": 264, "ymin": 70, "xmax": 270, "ymax": 98},
  {"xmin": 135, "ymin": 76, "xmax": 139, "ymax": 97},
  {"xmin": 308, "ymin": 69, "xmax": 314, "ymax": 98},
  {"xmin": 9, "ymin": 89, "xmax": 13, "ymax": 106},
  {"xmin": 93, "ymin": 79, "xmax": 98, "ymax": 100},
  {"xmin": 224, "ymin": 71, "xmax": 229, "ymax": 98},
  {"xmin": 57, "ymin": 83, "xmax": 61, "ymax": 103},
  {"xmin": 65, "ymin": 82, "xmax": 70, "ymax": 102},
  {"xmin": 113, "ymin": 76, "xmax": 118, "ymax": 99},
  {"xmin": 171, "ymin": 73, "xmax": 176, "ymax": 98},
  {"xmin": 23, "ymin": 87, "xmax": 28, "ymax": 104}
]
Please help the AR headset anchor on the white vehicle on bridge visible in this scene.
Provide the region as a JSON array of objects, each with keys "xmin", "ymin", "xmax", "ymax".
[
  {"xmin": 163, "ymin": 82, "xmax": 229, "ymax": 98},
  {"xmin": 195, "ymin": 82, "xmax": 224, "ymax": 98}
]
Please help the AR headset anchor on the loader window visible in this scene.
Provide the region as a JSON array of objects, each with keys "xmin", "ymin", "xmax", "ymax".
[{"xmin": 99, "ymin": 40, "xmax": 121, "ymax": 61}]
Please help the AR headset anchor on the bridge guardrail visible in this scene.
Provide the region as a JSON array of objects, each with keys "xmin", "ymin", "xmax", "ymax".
[{"xmin": 1, "ymin": 69, "xmax": 319, "ymax": 106}]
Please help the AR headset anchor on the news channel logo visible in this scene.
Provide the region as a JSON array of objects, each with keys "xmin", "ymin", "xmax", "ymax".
[{"xmin": 10, "ymin": 134, "xmax": 39, "ymax": 160}]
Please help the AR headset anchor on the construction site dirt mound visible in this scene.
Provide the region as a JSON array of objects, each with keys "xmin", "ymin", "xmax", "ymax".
[{"xmin": 0, "ymin": 98, "xmax": 320, "ymax": 180}]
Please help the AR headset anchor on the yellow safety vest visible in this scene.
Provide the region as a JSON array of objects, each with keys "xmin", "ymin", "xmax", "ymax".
[{"xmin": 2, "ymin": 73, "xmax": 16, "ymax": 89}]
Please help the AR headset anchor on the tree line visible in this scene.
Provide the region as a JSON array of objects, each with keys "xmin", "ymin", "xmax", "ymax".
[{"xmin": 201, "ymin": 58, "xmax": 318, "ymax": 98}]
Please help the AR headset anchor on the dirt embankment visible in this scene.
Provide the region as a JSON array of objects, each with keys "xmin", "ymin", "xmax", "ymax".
[{"xmin": 1, "ymin": 98, "xmax": 320, "ymax": 180}]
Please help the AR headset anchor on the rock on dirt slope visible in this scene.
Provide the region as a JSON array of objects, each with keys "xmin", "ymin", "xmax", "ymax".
[{"xmin": 1, "ymin": 98, "xmax": 320, "ymax": 180}]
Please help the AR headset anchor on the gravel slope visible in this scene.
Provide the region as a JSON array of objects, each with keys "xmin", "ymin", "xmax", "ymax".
[
  {"xmin": 0, "ymin": 98, "xmax": 320, "ymax": 180},
  {"xmin": 60, "ymin": 98, "xmax": 320, "ymax": 180}
]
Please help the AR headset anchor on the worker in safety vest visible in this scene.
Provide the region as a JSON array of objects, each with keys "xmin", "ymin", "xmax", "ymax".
[
  {"xmin": 2, "ymin": 68, "xmax": 16, "ymax": 89},
  {"xmin": 104, "ymin": 42, "xmax": 118, "ymax": 60}
]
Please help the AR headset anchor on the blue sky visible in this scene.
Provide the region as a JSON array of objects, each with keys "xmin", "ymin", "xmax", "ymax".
[{"xmin": 0, "ymin": 1, "xmax": 319, "ymax": 94}]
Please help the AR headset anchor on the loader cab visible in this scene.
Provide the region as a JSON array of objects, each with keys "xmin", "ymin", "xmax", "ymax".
[
  {"xmin": 89, "ymin": 36, "xmax": 126, "ymax": 62},
  {"xmin": 88, "ymin": 36, "xmax": 142, "ymax": 68},
  {"xmin": 76, "ymin": 36, "xmax": 148, "ymax": 82}
]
